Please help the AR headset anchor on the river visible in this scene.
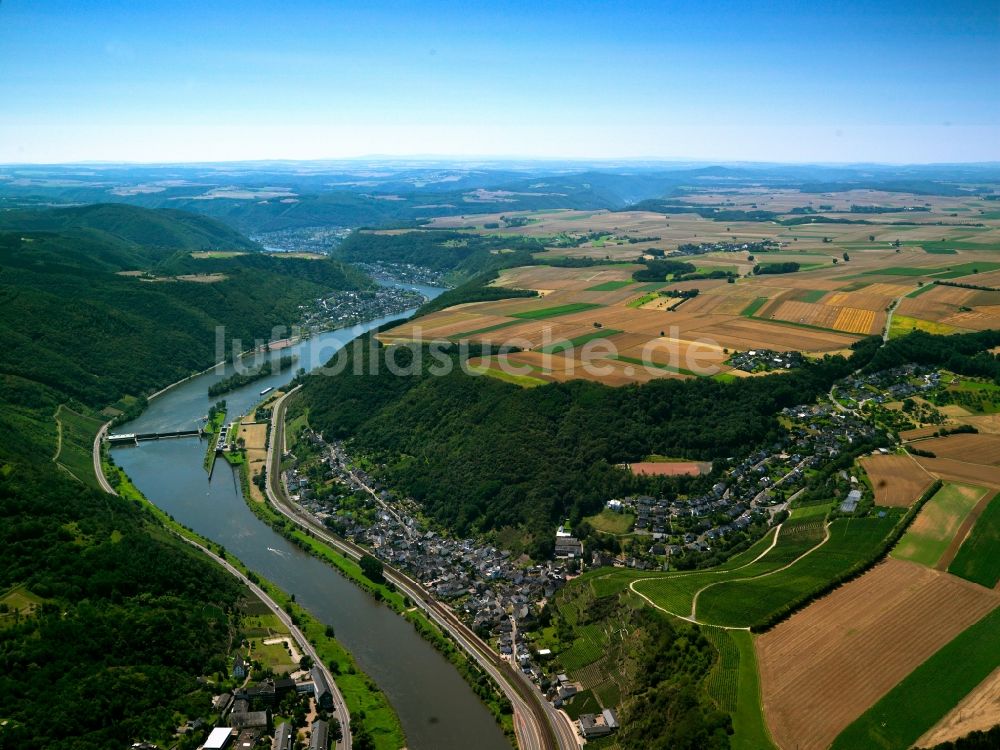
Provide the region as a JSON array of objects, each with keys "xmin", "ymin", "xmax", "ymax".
[{"xmin": 112, "ymin": 282, "xmax": 511, "ymax": 750}]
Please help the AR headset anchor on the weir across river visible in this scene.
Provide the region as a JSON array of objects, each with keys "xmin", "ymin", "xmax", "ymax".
[{"xmin": 106, "ymin": 429, "xmax": 202, "ymax": 444}]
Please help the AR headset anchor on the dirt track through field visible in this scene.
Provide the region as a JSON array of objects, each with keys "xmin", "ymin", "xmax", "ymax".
[{"xmin": 757, "ymin": 558, "xmax": 1000, "ymax": 750}]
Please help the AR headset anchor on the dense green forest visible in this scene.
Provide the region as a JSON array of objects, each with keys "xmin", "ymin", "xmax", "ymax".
[
  {"xmin": 333, "ymin": 229, "xmax": 545, "ymax": 280},
  {"xmin": 866, "ymin": 329, "xmax": 1000, "ymax": 382},
  {"xmin": 296, "ymin": 330, "xmax": 1000, "ymax": 551},
  {"xmin": 0, "ymin": 206, "xmax": 371, "ymax": 407},
  {"xmin": 293, "ymin": 337, "xmax": 879, "ymax": 551},
  {"xmin": 0, "ymin": 203, "xmax": 257, "ymax": 257},
  {"xmin": 0, "ymin": 468, "xmax": 244, "ymax": 750},
  {"xmin": 0, "ymin": 204, "xmax": 370, "ymax": 749},
  {"xmin": 618, "ymin": 612, "xmax": 731, "ymax": 750}
]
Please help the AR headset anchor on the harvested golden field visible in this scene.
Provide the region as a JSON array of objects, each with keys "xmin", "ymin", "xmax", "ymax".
[
  {"xmin": 832, "ymin": 306, "xmax": 877, "ymax": 334},
  {"xmin": 914, "ymin": 456, "xmax": 1000, "ymax": 489},
  {"xmin": 963, "ymin": 413, "xmax": 1000, "ymax": 435},
  {"xmin": 918, "ymin": 434, "xmax": 1000, "ymax": 466},
  {"xmin": 237, "ymin": 419, "xmax": 269, "ymax": 502},
  {"xmin": 859, "ymin": 453, "xmax": 936, "ymax": 506},
  {"xmin": 942, "ymin": 305, "xmax": 1000, "ymax": 331},
  {"xmin": 771, "ymin": 300, "xmax": 839, "ymax": 328},
  {"xmin": 757, "ymin": 558, "xmax": 1000, "ymax": 750},
  {"xmin": 377, "ymin": 202, "xmax": 1000, "ymax": 385},
  {"xmin": 916, "ymin": 666, "xmax": 1000, "ymax": 748}
]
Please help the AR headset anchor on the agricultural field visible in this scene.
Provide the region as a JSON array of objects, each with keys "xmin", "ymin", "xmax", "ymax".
[
  {"xmin": 948, "ymin": 492, "xmax": 1000, "ymax": 587},
  {"xmin": 857, "ymin": 452, "xmax": 936, "ymax": 506},
  {"xmin": 891, "ymin": 482, "xmax": 990, "ymax": 568},
  {"xmin": 703, "ymin": 629, "xmax": 776, "ymax": 750},
  {"xmin": 916, "ymin": 666, "xmax": 1000, "ymax": 747},
  {"xmin": 758, "ymin": 558, "xmax": 1000, "ymax": 750},
  {"xmin": 695, "ymin": 512, "xmax": 902, "ymax": 627},
  {"xmin": 914, "ymin": 432, "xmax": 1000, "ymax": 465},
  {"xmin": 628, "ymin": 505, "xmax": 909, "ymax": 629},
  {"xmin": 830, "ymin": 605, "xmax": 1000, "ymax": 750},
  {"xmin": 913, "ymin": 453, "xmax": 1000, "ymax": 489},
  {"xmin": 385, "ymin": 197, "xmax": 1000, "ymax": 385}
]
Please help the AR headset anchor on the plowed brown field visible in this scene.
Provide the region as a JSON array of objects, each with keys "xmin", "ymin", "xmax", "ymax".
[
  {"xmin": 914, "ymin": 455, "xmax": 1000, "ymax": 489},
  {"xmin": 757, "ymin": 558, "xmax": 1000, "ymax": 750},
  {"xmin": 859, "ymin": 453, "xmax": 936, "ymax": 506}
]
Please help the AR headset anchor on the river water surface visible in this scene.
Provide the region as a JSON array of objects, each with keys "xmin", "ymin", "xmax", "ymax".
[{"xmin": 113, "ymin": 282, "xmax": 511, "ymax": 750}]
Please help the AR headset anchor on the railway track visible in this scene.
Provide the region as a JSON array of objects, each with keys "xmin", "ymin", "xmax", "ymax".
[{"xmin": 266, "ymin": 388, "xmax": 576, "ymax": 750}]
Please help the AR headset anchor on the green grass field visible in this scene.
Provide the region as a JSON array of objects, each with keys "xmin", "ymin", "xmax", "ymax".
[
  {"xmin": 704, "ymin": 629, "xmax": 776, "ymax": 750},
  {"xmin": 626, "ymin": 292, "xmax": 660, "ymax": 308},
  {"xmin": 949, "ymin": 492, "xmax": 1000, "ymax": 587},
  {"xmin": 477, "ymin": 367, "xmax": 548, "ymax": 388},
  {"xmin": 634, "ymin": 519, "xmax": 825, "ymax": 619},
  {"xmin": 584, "ymin": 508, "xmax": 635, "ymax": 535},
  {"xmin": 831, "ymin": 606, "xmax": 1000, "ymax": 750},
  {"xmin": 892, "ymin": 483, "xmax": 987, "ymax": 568},
  {"xmin": 538, "ymin": 328, "xmax": 622, "ymax": 354},
  {"xmin": 930, "ymin": 261, "xmax": 1000, "ymax": 279},
  {"xmin": 905, "ymin": 283, "xmax": 937, "ymax": 298},
  {"xmin": 889, "ymin": 315, "xmax": 964, "ymax": 339},
  {"xmin": 509, "ymin": 302, "xmax": 602, "ymax": 319},
  {"xmin": 0, "ymin": 584, "xmax": 46, "ymax": 628},
  {"xmin": 858, "ymin": 266, "xmax": 939, "ymax": 277},
  {"xmin": 696, "ymin": 513, "xmax": 901, "ymax": 627},
  {"xmin": 253, "ymin": 640, "xmax": 298, "ymax": 671},
  {"xmin": 922, "ymin": 246, "xmax": 958, "ymax": 254},
  {"xmin": 53, "ymin": 405, "xmax": 103, "ymax": 488},
  {"xmin": 798, "ymin": 290, "xmax": 827, "ymax": 303},
  {"xmin": 448, "ymin": 319, "xmax": 522, "ymax": 338},
  {"xmin": 741, "ymin": 297, "xmax": 769, "ymax": 317},
  {"xmin": 586, "ymin": 280, "xmax": 633, "ymax": 291}
]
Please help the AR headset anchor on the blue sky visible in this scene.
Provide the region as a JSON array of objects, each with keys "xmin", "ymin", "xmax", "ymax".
[{"xmin": 0, "ymin": 0, "xmax": 997, "ymax": 163}]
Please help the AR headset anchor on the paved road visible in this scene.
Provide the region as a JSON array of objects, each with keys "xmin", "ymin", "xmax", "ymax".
[
  {"xmin": 266, "ymin": 389, "xmax": 578, "ymax": 750},
  {"xmin": 94, "ymin": 418, "xmax": 352, "ymax": 749}
]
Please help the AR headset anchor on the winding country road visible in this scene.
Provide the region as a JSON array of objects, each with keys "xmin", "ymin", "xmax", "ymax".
[
  {"xmin": 265, "ymin": 388, "xmax": 579, "ymax": 750},
  {"xmin": 93, "ymin": 420, "xmax": 352, "ymax": 749}
]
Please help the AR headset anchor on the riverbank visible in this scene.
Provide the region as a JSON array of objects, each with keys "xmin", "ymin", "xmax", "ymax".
[
  {"xmin": 99, "ymin": 453, "xmax": 406, "ymax": 750},
  {"xmin": 235, "ymin": 454, "xmax": 516, "ymax": 741}
]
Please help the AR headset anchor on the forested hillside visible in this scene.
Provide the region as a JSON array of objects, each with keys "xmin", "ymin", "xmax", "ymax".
[
  {"xmin": 0, "ymin": 205, "xmax": 371, "ymax": 406},
  {"xmin": 333, "ymin": 229, "xmax": 545, "ymax": 280},
  {"xmin": 0, "ymin": 468, "xmax": 244, "ymax": 750},
  {"xmin": 0, "ymin": 203, "xmax": 257, "ymax": 256},
  {"xmin": 0, "ymin": 205, "xmax": 367, "ymax": 749},
  {"xmin": 294, "ymin": 338, "xmax": 878, "ymax": 550}
]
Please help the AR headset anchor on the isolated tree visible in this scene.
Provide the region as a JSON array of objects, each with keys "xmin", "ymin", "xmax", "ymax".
[
  {"xmin": 360, "ymin": 554, "xmax": 385, "ymax": 584},
  {"xmin": 843, "ymin": 252, "xmax": 850, "ymax": 262}
]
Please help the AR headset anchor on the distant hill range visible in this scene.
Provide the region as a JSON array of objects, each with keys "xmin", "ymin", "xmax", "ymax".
[{"xmin": 2, "ymin": 161, "xmax": 997, "ymax": 234}]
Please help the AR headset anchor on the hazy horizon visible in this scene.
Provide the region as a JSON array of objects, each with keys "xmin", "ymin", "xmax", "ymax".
[{"xmin": 2, "ymin": 0, "xmax": 997, "ymax": 164}]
